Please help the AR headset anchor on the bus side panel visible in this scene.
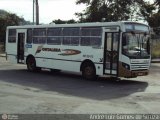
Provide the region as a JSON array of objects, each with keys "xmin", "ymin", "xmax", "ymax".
[
  {"xmin": 35, "ymin": 45, "xmax": 82, "ymax": 72},
  {"xmin": 27, "ymin": 45, "xmax": 104, "ymax": 75},
  {"xmin": 36, "ymin": 59, "xmax": 81, "ymax": 72},
  {"xmin": 95, "ymin": 64, "xmax": 103, "ymax": 76},
  {"xmin": 7, "ymin": 55, "xmax": 17, "ymax": 64}
]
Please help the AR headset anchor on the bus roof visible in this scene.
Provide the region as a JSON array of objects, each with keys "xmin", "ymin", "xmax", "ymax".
[{"xmin": 7, "ymin": 21, "xmax": 148, "ymax": 29}]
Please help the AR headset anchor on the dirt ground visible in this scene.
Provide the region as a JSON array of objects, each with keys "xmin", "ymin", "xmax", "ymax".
[{"xmin": 0, "ymin": 57, "xmax": 160, "ymax": 116}]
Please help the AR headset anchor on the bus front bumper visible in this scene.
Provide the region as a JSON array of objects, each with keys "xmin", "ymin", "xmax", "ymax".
[{"xmin": 118, "ymin": 62, "xmax": 149, "ymax": 78}]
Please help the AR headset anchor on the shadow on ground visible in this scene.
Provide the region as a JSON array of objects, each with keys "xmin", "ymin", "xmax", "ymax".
[{"xmin": 0, "ymin": 69, "xmax": 148, "ymax": 100}]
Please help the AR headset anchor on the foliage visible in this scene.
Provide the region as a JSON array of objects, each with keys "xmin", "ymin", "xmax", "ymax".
[
  {"xmin": 75, "ymin": 0, "xmax": 160, "ymax": 28},
  {"xmin": 138, "ymin": 1, "xmax": 156, "ymax": 25},
  {"xmin": 0, "ymin": 10, "xmax": 29, "ymax": 43},
  {"xmin": 0, "ymin": 9, "xmax": 8, "ymax": 17},
  {"xmin": 51, "ymin": 19, "xmax": 76, "ymax": 24},
  {"xmin": 152, "ymin": 42, "xmax": 160, "ymax": 58},
  {"xmin": 155, "ymin": 0, "xmax": 160, "ymax": 12},
  {"xmin": 75, "ymin": 0, "xmax": 160, "ymax": 38},
  {"xmin": 148, "ymin": 12, "xmax": 160, "ymax": 27},
  {"xmin": 75, "ymin": 0, "xmax": 144, "ymax": 22}
]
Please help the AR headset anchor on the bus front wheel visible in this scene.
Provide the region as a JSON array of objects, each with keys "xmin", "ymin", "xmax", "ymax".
[{"xmin": 82, "ymin": 63, "xmax": 97, "ymax": 80}]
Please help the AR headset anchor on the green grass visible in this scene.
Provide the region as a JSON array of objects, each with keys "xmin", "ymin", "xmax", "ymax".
[{"xmin": 152, "ymin": 42, "xmax": 160, "ymax": 59}]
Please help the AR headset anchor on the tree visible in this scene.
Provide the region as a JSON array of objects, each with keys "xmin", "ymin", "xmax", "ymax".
[
  {"xmin": 0, "ymin": 10, "xmax": 27, "ymax": 43},
  {"xmin": 148, "ymin": 13, "xmax": 160, "ymax": 27},
  {"xmin": 155, "ymin": 0, "xmax": 160, "ymax": 12},
  {"xmin": 0, "ymin": 18, "xmax": 6, "ymax": 43},
  {"xmin": 137, "ymin": 0, "xmax": 160, "ymax": 28},
  {"xmin": 75, "ymin": 0, "xmax": 142, "ymax": 22},
  {"xmin": 138, "ymin": 1, "xmax": 156, "ymax": 22},
  {"xmin": 51, "ymin": 19, "xmax": 76, "ymax": 24}
]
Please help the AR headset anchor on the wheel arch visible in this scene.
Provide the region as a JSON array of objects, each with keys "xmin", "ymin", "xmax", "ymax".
[{"xmin": 80, "ymin": 59, "xmax": 96, "ymax": 72}]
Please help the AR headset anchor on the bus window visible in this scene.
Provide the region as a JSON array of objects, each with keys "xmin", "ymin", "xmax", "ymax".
[
  {"xmin": 113, "ymin": 33, "xmax": 119, "ymax": 51},
  {"xmin": 33, "ymin": 28, "xmax": 46, "ymax": 44},
  {"xmin": 81, "ymin": 37, "xmax": 90, "ymax": 46},
  {"xmin": 47, "ymin": 28, "xmax": 62, "ymax": 45},
  {"xmin": 122, "ymin": 32, "xmax": 150, "ymax": 58},
  {"xmin": 70, "ymin": 37, "xmax": 79, "ymax": 46},
  {"xmin": 90, "ymin": 37, "xmax": 101, "ymax": 46},
  {"xmin": 63, "ymin": 37, "xmax": 71, "ymax": 45},
  {"xmin": 33, "ymin": 37, "xmax": 46, "ymax": 44},
  {"xmin": 90, "ymin": 28, "xmax": 102, "ymax": 36},
  {"xmin": 47, "ymin": 28, "xmax": 62, "ymax": 36},
  {"xmin": 47, "ymin": 37, "xmax": 61, "ymax": 45},
  {"xmin": 62, "ymin": 28, "xmax": 80, "ymax": 46},
  {"xmin": 27, "ymin": 29, "xmax": 32, "ymax": 43},
  {"xmin": 81, "ymin": 28, "xmax": 90, "ymax": 36},
  {"xmin": 81, "ymin": 28, "xmax": 102, "ymax": 36},
  {"xmin": 81, "ymin": 27, "xmax": 102, "ymax": 46},
  {"xmin": 63, "ymin": 28, "xmax": 79, "ymax": 36},
  {"xmin": 33, "ymin": 28, "xmax": 46, "ymax": 36},
  {"xmin": 8, "ymin": 29, "xmax": 16, "ymax": 43},
  {"xmin": 63, "ymin": 37, "xmax": 80, "ymax": 46}
]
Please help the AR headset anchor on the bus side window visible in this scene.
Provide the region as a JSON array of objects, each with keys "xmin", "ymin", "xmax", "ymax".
[
  {"xmin": 33, "ymin": 28, "xmax": 46, "ymax": 44},
  {"xmin": 47, "ymin": 37, "xmax": 61, "ymax": 45},
  {"xmin": 81, "ymin": 27, "xmax": 102, "ymax": 46},
  {"xmin": 8, "ymin": 29, "xmax": 16, "ymax": 43},
  {"xmin": 27, "ymin": 29, "xmax": 32, "ymax": 43},
  {"xmin": 81, "ymin": 37, "xmax": 90, "ymax": 46},
  {"xmin": 91, "ymin": 37, "xmax": 101, "ymax": 46},
  {"xmin": 47, "ymin": 28, "xmax": 62, "ymax": 45},
  {"xmin": 62, "ymin": 28, "xmax": 80, "ymax": 46},
  {"xmin": 70, "ymin": 37, "xmax": 79, "ymax": 46},
  {"xmin": 63, "ymin": 37, "xmax": 71, "ymax": 45}
]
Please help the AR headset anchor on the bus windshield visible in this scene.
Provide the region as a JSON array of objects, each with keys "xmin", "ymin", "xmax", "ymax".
[{"xmin": 122, "ymin": 32, "xmax": 150, "ymax": 59}]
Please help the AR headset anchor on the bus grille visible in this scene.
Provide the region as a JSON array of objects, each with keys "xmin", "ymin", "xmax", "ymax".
[{"xmin": 131, "ymin": 63, "xmax": 149, "ymax": 70}]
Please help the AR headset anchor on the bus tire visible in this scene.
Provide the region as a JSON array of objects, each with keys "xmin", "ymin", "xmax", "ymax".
[
  {"xmin": 27, "ymin": 56, "xmax": 40, "ymax": 72},
  {"xmin": 82, "ymin": 63, "xmax": 97, "ymax": 80}
]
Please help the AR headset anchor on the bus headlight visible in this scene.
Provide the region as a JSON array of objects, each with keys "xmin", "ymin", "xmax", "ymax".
[{"xmin": 122, "ymin": 62, "xmax": 130, "ymax": 70}]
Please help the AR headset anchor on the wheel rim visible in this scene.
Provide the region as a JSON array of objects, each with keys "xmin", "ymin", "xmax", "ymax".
[
  {"xmin": 82, "ymin": 64, "xmax": 96, "ymax": 80},
  {"xmin": 85, "ymin": 66, "xmax": 93, "ymax": 76}
]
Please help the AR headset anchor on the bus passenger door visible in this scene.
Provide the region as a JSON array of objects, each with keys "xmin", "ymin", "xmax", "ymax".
[
  {"xmin": 17, "ymin": 30, "xmax": 26, "ymax": 63},
  {"xmin": 104, "ymin": 32, "xmax": 119, "ymax": 76}
]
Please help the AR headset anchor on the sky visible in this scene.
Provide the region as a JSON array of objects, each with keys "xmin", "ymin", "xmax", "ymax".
[
  {"xmin": 0, "ymin": 0, "xmax": 86, "ymax": 24},
  {"xmin": 0, "ymin": 0, "xmax": 154, "ymax": 24}
]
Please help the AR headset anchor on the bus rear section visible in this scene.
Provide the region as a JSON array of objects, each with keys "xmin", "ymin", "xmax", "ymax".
[{"xmin": 6, "ymin": 28, "xmax": 26, "ymax": 64}]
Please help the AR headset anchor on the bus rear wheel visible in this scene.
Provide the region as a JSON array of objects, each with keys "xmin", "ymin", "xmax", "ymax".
[
  {"xmin": 82, "ymin": 63, "xmax": 97, "ymax": 80},
  {"xmin": 27, "ymin": 57, "xmax": 39, "ymax": 72}
]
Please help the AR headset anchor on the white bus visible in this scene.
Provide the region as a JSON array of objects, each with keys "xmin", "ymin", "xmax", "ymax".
[{"xmin": 6, "ymin": 21, "xmax": 151, "ymax": 80}]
